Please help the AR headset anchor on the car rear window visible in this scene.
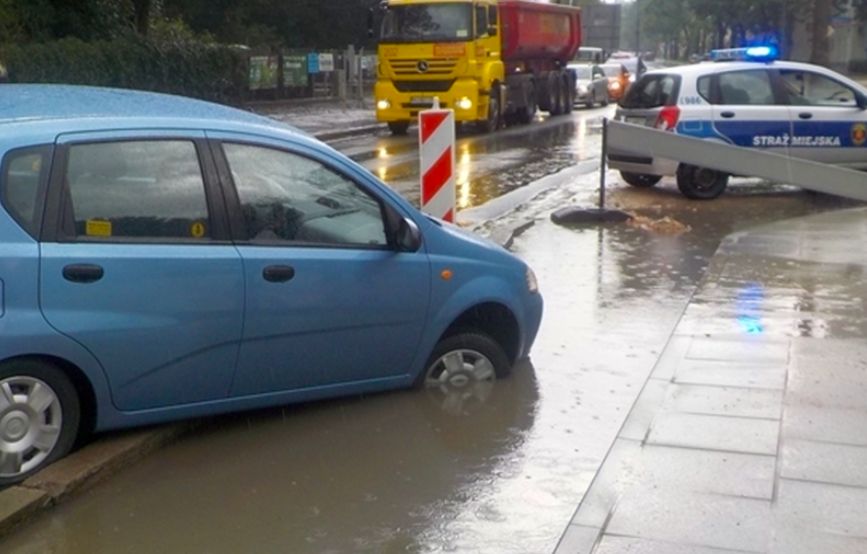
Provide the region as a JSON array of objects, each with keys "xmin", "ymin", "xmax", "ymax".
[
  {"xmin": 620, "ymin": 74, "xmax": 681, "ymax": 109},
  {"xmin": 1, "ymin": 145, "xmax": 51, "ymax": 238}
]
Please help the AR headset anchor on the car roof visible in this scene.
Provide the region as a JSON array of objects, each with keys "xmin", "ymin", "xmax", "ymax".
[
  {"xmin": 0, "ymin": 84, "xmax": 303, "ymax": 135},
  {"xmin": 640, "ymin": 60, "xmax": 867, "ymax": 90}
]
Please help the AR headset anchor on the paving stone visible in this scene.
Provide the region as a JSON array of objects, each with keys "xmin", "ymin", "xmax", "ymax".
[
  {"xmin": 782, "ymin": 403, "xmax": 867, "ymax": 446},
  {"xmin": 619, "ymin": 379, "xmax": 669, "ymax": 441},
  {"xmin": 646, "ymin": 413, "xmax": 779, "ymax": 455},
  {"xmin": 787, "ymin": 339, "xmax": 867, "ymax": 411},
  {"xmin": 649, "ymin": 335, "xmax": 692, "ymax": 380},
  {"xmin": 553, "ymin": 524, "xmax": 601, "ymax": 554},
  {"xmin": 595, "ymin": 535, "xmax": 762, "ymax": 554},
  {"xmin": 604, "ymin": 488, "xmax": 772, "ymax": 553},
  {"xmin": 674, "ymin": 360, "xmax": 786, "ymax": 391},
  {"xmin": 686, "ymin": 337, "xmax": 789, "ymax": 364},
  {"xmin": 781, "ymin": 439, "xmax": 867, "ymax": 488},
  {"xmin": 775, "ymin": 478, "xmax": 867, "ymax": 538},
  {"xmin": 664, "ymin": 384, "xmax": 783, "ymax": 420},
  {"xmin": 632, "ymin": 444, "xmax": 776, "ymax": 500},
  {"xmin": 770, "ymin": 524, "xmax": 867, "ymax": 554},
  {"xmin": 570, "ymin": 439, "xmax": 641, "ymax": 528}
]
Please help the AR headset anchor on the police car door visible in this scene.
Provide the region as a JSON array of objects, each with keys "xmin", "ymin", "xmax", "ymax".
[
  {"xmin": 777, "ymin": 68, "xmax": 867, "ymax": 168},
  {"xmin": 710, "ymin": 68, "xmax": 791, "ymax": 157}
]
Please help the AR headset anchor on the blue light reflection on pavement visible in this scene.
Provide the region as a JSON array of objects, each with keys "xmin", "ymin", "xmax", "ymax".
[{"xmin": 736, "ymin": 283, "xmax": 765, "ymax": 334}]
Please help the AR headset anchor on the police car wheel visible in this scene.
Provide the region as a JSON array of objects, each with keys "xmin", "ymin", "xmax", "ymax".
[
  {"xmin": 676, "ymin": 164, "xmax": 729, "ymax": 200},
  {"xmin": 620, "ymin": 171, "xmax": 661, "ymax": 188}
]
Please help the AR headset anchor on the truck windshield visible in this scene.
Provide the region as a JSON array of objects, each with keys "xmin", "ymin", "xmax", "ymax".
[{"xmin": 380, "ymin": 4, "xmax": 473, "ymax": 43}]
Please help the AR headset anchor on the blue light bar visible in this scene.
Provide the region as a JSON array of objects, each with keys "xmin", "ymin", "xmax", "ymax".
[{"xmin": 709, "ymin": 45, "xmax": 779, "ymax": 63}]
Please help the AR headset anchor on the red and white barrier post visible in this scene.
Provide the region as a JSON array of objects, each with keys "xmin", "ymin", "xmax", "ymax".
[{"xmin": 419, "ymin": 99, "xmax": 456, "ymax": 222}]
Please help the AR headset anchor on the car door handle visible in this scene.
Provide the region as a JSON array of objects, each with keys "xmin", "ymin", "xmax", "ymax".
[
  {"xmin": 798, "ymin": 112, "xmax": 813, "ymax": 120},
  {"xmin": 262, "ymin": 265, "xmax": 295, "ymax": 283},
  {"xmin": 62, "ymin": 264, "xmax": 104, "ymax": 284},
  {"xmin": 720, "ymin": 111, "xmax": 736, "ymax": 118}
]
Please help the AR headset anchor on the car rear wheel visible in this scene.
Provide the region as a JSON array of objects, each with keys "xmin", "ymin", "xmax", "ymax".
[
  {"xmin": 676, "ymin": 164, "xmax": 729, "ymax": 200},
  {"xmin": 419, "ymin": 332, "xmax": 511, "ymax": 391},
  {"xmin": 620, "ymin": 171, "xmax": 661, "ymax": 188},
  {"xmin": 602, "ymin": 91, "xmax": 610, "ymax": 106},
  {"xmin": 586, "ymin": 92, "xmax": 595, "ymax": 109},
  {"xmin": 388, "ymin": 121, "xmax": 409, "ymax": 136},
  {"xmin": 0, "ymin": 360, "xmax": 80, "ymax": 486}
]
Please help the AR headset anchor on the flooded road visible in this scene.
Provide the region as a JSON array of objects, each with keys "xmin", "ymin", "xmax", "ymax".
[{"xmin": 1, "ymin": 110, "xmax": 862, "ymax": 553}]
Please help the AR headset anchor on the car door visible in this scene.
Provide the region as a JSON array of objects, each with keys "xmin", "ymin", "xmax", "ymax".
[
  {"xmin": 39, "ymin": 132, "xmax": 244, "ymax": 411},
  {"xmin": 209, "ymin": 134, "xmax": 432, "ymax": 396},
  {"xmin": 710, "ymin": 68, "xmax": 791, "ymax": 157},
  {"xmin": 777, "ymin": 68, "xmax": 867, "ymax": 168}
]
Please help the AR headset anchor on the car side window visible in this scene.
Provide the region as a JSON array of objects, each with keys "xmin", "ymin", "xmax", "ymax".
[
  {"xmin": 697, "ymin": 75, "xmax": 712, "ymax": 102},
  {"xmin": 63, "ymin": 140, "xmax": 211, "ymax": 240},
  {"xmin": 779, "ymin": 69, "xmax": 857, "ymax": 107},
  {"xmin": 2, "ymin": 146, "xmax": 50, "ymax": 238},
  {"xmin": 223, "ymin": 143, "xmax": 388, "ymax": 248},
  {"xmin": 717, "ymin": 70, "xmax": 775, "ymax": 105}
]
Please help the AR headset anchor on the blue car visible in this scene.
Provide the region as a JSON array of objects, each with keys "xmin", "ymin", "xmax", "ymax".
[{"xmin": 0, "ymin": 85, "xmax": 543, "ymax": 484}]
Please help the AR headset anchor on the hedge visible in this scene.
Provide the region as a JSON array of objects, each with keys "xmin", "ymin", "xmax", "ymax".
[{"xmin": 0, "ymin": 35, "xmax": 248, "ymax": 104}]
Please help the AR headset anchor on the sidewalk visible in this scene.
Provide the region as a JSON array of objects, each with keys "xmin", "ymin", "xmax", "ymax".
[
  {"xmin": 250, "ymin": 96, "xmax": 383, "ymax": 140},
  {"xmin": 556, "ymin": 207, "xmax": 867, "ymax": 553}
]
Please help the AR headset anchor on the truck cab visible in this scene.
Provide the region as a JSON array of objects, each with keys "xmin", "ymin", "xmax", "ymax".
[{"xmin": 375, "ymin": 0, "xmax": 504, "ymax": 135}]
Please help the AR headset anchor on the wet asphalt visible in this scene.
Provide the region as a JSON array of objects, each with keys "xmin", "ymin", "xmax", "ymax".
[{"xmin": 1, "ymin": 107, "xmax": 861, "ymax": 553}]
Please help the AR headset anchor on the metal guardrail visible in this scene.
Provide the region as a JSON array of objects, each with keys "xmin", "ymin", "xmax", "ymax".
[{"xmin": 607, "ymin": 120, "xmax": 867, "ymax": 202}]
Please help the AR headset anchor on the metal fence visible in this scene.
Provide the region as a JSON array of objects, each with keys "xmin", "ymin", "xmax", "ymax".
[{"xmin": 244, "ymin": 46, "xmax": 376, "ymax": 102}]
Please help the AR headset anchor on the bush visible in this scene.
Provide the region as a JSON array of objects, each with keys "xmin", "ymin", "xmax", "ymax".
[{"xmin": 0, "ymin": 33, "xmax": 248, "ymax": 104}]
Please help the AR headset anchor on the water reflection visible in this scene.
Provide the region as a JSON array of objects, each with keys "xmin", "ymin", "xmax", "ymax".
[{"xmin": 1, "ymin": 363, "xmax": 540, "ymax": 554}]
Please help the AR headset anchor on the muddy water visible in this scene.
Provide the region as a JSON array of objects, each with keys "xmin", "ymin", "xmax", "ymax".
[{"xmin": 2, "ymin": 129, "xmax": 861, "ymax": 553}]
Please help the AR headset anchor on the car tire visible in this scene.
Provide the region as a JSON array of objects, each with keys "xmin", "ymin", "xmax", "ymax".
[
  {"xmin": 676, "ymin": 164, "xmax": 729, "ymax": 200},
  {"xmin": 418, "ymin": 332, "xmax": 511, "ymax": 390},
  {"xmin": 586, "ymin": 92, "xmax": 595, "ymax": 109},
  {"xmin": 388, "ymin": 121, "xmax": 410, "ymax": 136},
  {"xmin": 602, "ymin": 91, "xmax": 610, "ymax": 106},
  {"xmin": 620, "ymin": 171, "xmax": 662, "ymax": 188},
  {"xmin": 518, "ymin": 84, "xmax": 537, "ymax": 124},
  {"xmin": 0, "ymin": 360, "xmax": 81, "ymax": 486}
]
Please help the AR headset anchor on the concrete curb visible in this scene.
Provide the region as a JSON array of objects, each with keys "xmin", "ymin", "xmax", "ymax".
[
  {"xmin": 314, "ymin": 123, "xmax": 384, "ymax": 142},
  {"xmin": 0, "ymin": 421, "xmax": 194, "ymax": 538}
]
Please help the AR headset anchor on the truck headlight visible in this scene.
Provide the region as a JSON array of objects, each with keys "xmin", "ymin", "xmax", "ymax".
[
  {"xmin": 377, "ymin": 99, "xmax": 391, "ymax": 111},
  {"xmin": 526, "ymin": 267, "xmax": 539, "ymax": 293},
  {"xmin": 457, "ymin": 97, "xmax": 473, "ymax": 110}
]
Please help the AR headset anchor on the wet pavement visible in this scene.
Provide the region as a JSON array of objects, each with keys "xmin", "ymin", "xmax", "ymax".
[
  {"xmin": 1, "ymin": 104, "xmax": 863, "ymax": 552},
  {"xmin": 557, "ymin": 206, "xmax": 867, "ymax": 554}
]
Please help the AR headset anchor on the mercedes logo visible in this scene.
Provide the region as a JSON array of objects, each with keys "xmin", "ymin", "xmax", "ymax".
[{"xmin": 417, "ymin": 60, "xmax": 429, "ymax": 73}]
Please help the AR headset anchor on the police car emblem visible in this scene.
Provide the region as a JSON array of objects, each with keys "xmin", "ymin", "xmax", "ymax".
[
  {"xmin": 852, "ymin": 123, "xmax": 867, "ymax": 146},
  {"xmin": 417, "ymin": 60, "xmax": 429, "ymax": 73}
]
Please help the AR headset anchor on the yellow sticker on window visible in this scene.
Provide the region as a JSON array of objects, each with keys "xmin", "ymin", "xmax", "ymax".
[
  {"xmin": 190, "ymin": 222, "xmax": 206, "ymax": 238},
  {"xmin": 85, "ymin": 219, "xmax": 112, "ymax": 237}
]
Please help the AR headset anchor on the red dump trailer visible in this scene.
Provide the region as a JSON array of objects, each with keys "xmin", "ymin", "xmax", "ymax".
[{"xmin": 499, "ymin": 0, "xmax": 582, "ymax": 124}]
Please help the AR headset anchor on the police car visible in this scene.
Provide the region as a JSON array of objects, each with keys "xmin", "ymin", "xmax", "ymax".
[{"xmin": 609, "ymin": 46, "xmax": 867, "ymax": 199}]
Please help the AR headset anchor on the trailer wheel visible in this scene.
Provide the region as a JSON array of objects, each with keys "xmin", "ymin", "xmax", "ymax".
[
  {"xmin": 550, "ymin": 74, "xmax": 564, "ymax": 116},
  {"xmin": 563, "ymin": 75, "xmax": 574, "ymax": 114},
  {"xmin": 517, "ymin": 83, "xmax": 537, "ymax": 125}
]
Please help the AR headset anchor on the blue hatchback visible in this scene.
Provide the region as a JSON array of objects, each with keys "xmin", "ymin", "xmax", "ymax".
[{"xmin": 0, "ymin": 85, "xmax": 543, "ymax": 484}]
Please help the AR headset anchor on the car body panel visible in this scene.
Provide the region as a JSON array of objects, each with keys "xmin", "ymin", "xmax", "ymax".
[{"xmin": 610, "ymin": 59, "xmax": 867, "ymax": 177}]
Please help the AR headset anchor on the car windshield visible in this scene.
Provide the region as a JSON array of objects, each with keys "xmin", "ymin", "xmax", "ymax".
[
  {"xmin": 380, "ymin": 3, "xmax": 473, "ymax": 43},
  {"xmin": 600, "ymin": 65, "xmax": 622, "ymax": 77},
  {"xmin": 571, "ymin": 65, "xmax": 592, "ymax": 79}
]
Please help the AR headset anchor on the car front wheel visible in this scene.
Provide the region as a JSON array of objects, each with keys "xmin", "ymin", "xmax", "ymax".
[
  {"xmin": 419, "ymin": 332, "xmax": 511, "ymax": 391},
  {"xmin": 676, "ymin": 164, "xmax": 729, "ymax": 200},
  {"xmin": 0, "ymin": 360, "xmax": 80, "ymax": 486}
]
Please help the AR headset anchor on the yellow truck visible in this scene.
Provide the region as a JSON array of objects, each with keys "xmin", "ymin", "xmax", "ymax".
[{"xmin": 371, "ymin": 0, "xmax": 583, "ymax": 135}]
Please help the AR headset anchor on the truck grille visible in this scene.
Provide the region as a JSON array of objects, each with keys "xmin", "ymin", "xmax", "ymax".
[
  {"xmin": 388, "ymin": 58, "xmax": 458, "ymax": 76},
  {"xmin": 393, "ymin": 80, "xmax": 455, "ymax": 93}
]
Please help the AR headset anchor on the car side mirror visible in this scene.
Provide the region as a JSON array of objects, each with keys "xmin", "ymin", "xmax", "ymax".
[
  {"xmin": 395, "ymin": 217, "xmax": 422, "ymax": 252},
  {"xmin": 384, "ymin": 203, "xmax": 422, "ymax": 252}
]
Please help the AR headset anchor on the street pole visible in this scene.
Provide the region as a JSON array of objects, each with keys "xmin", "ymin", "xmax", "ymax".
[{"xmin": 635, "ymin": 0, "xmax": 640, "ymax": 55}]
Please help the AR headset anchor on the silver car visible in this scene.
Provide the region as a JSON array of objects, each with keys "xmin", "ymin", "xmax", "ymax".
[{"xmin": 569, "ymin": 63, "xmax": 610, "ymax": 108}]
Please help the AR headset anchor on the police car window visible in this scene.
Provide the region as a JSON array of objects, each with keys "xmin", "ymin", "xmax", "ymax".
[
  {"xmin": 780, "ymin": 70, "xmax": 856, "ymax": 107},
  {"xmin": 620, "ymin": 74, "xmax": 680, "ymax": 109},
  {"xmin": 697, "ymin": 76, "xmax": 712, "ymax": 102},
  {"xmin": 717, "ymin": 70, "xmax": 774, "ymax": 105}
]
